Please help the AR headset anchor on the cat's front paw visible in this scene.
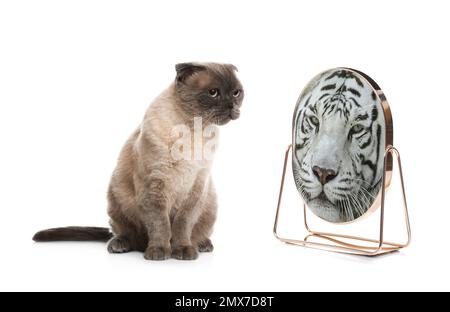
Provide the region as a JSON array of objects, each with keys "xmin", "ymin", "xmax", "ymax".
[
  {"xmin": 172, "ymin": 245, "xmax": 199, "ymax": 260},
  {"xmin": 144, "ymin": 246, "xmax": 171, "ymax": 261}
]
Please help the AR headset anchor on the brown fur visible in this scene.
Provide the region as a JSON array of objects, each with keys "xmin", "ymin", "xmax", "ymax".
[{"xmin": 33, "ymin": 62, "xmax": 244, "ymax": 261}]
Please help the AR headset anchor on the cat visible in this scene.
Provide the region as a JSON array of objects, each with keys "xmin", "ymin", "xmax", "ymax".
[{"xmin": 33, "ymin": 62, "xmax": 244, "ymax": 260}]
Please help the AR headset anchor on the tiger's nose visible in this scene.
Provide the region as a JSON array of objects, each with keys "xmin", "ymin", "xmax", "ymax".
[{"xmin": 312, "ymin": 166, "xmax": 338, "ymax": 185}]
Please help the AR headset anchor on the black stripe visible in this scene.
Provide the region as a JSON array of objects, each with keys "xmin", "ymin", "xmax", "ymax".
[
  {"xmin": 360, "ymin": 136, "xmax": 372, "ymax": 149},
  {"xmin": 305, "ymin": 95, "xmax": 311, "ymax": 107},
  {"xmin": 336, "ymin": 83, "xmax": 347, "ymax": 93},
  {"xmin": 311, "ymin": 102, "xmax": 318, "ymax": 114},
  {"xmin": 301, "ymin": 177, "xmax": 314, "ymax": 183},
  {"xmin": 300, "ymin": 115, "xmax": 307, "ymax": 133},
  {"xmin": 356, "ymin": 113, "xmax": 369, "ymax": 121},
  {"xmin": 347, "ymin": 88, "xmax": 361, "ymax": 97},
  {"xmin": 321, "ymin": 84, "xmax": 336, "ymax": 91},
  {"xmin": 348, "ymin": 97, "xmax": 361, "ymax": 107},
  {"xmin": 323, "ymin": 100, "xmax": 331, "ymax": 113},
  {"xmin": 336, "ymin": 186, "xmax": 353, "ymax": 191},
  {"xmin": 355, "ymin": 132, "xmax": 366, "ymax": 140},
  {"xmin": 335, "ymin": 107, "xmax": 344, "ymax": 118},
  {"xmin": 307, "ymin": 105, "xmax": 316, "ymax": 114},
  {"xmin": 373, "ymin": 124, "xmax": 382, "ymax": 184},
  {"xmin": 296, "ymin": 140, "xmax": 307, "ymax": 149},
  {"xmin": 358, "ymin": 153, "xmax": 376, "ymax": 177},
  {"xmin": 300, "ymin": 167, "xmax": 309, "ymax": 175},
  {"xmin": 371, "ymin": 106, "xmax": 378, "ymax": 121},
  {"xmin": 352, "ymin": 155, "xmax": 358, "ymax": 174},
  {"xmin": 325, "ymin": 71, "xmax": 340, "ymax": 80},
  {"xmin": 362, "ymin": 159, "xmax": 377, "ymax": 173},
  {"xmin": 353, "ymin": 76, "xmax": 364, "ymax": 87},
  {"xmin": 318, "ymin": 93, "xmax": 329, "ymax": 101},
  {"xmin": 294, "ymin": 105, "xmax": 303, "ymax": 136}
]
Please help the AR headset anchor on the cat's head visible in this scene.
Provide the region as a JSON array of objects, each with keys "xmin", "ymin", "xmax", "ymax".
[{"xmin": 174, "ymin": 62, "xmax": 244, "ymax": 125}]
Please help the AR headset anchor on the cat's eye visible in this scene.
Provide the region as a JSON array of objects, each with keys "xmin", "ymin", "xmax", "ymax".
[
  {"xmin": 208, "ymin": 89, "xmax": 219, "ymax": 98},
  {"xmin": 232, "ymin": 90, "xmax": 241, "ymax": 98},
  {"xmin": 309, "ymin": 116, "xmax": 319, "ymax": 126},
  {"xmin": 350, "ymin": 124, "xmax": 364, "ymax": 134}
]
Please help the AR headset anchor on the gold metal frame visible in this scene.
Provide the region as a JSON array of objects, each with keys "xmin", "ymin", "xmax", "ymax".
[{"xmin": 273, "ymin": 144, "xmax": 411, "ymax": 256}]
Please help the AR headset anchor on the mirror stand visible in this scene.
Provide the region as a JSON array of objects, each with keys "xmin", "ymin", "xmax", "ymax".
[{"xmin": 273, "ymin": 144, "xmax": 411, "ymax": 256}]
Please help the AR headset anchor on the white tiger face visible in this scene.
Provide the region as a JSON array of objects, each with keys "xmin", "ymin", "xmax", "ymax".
[{"xmin": 293, "ymin": 69, "xmax": 386, "ymax": 222}]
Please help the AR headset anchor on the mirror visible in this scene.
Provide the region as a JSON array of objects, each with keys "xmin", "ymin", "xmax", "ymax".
[{"xmin": 292, "ymin": 68, "xmax": 393, "ymax": 223}]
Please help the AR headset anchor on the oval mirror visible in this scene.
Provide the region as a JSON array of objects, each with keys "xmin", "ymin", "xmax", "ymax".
[{"xmin": 292, "ymin": 68, "xmax": 393, "ymax": 223}]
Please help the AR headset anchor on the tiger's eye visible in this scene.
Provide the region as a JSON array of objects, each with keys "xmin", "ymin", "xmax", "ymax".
[
  {"xmin": 208, "ymin": 89, "xmax": 219, "ymax": 98},
  {"xmin": 232, "ymin": 90, "xmax": 241, "ymax": 98},
  {"xmin": 351, "ymin": 124, "xmax": 364, "ymax": 134},
  {"xmin": 309, "ymin": 116, "xmax": 319, "ymax": 126}
]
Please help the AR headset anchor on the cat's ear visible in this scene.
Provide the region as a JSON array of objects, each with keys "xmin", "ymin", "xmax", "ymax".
[
  {"xmin": 225, "ymin": 63, "xmax": 238, "ymax": 72},
  {"xmin": 175, "ymin": 63, "xmax": 206, "ymax": 83}
]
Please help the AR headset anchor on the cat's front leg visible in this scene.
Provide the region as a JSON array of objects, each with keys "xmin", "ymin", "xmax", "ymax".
[
  {"xmin": 170, "ymin": 173, "xmax": 209, "ymax": 260},
  {"xmin": 171, "ymin": 211, "xmax": 200, "ymax": 260},
  {"xmin": 140, "ymin": 176, "xmax": 172, "ymax": 261}
]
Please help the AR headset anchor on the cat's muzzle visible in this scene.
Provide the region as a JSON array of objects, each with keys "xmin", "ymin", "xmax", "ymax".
[{"xmin": 230, "ymin": 107, "xmax": 240, "ymax": 120}]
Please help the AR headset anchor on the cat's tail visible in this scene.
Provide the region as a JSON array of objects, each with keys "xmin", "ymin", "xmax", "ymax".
[{"xmin": 33, "ymin": 226, "xmax": 113, "ymax": 242}]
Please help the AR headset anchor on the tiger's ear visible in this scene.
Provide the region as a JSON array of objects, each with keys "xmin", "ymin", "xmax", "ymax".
[{"xmin": 175, "ymin": 63, "xmax": 207, "ymax": 84}]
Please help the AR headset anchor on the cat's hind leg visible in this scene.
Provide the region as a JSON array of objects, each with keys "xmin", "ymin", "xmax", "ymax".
[
  {"xmin": 107, "ymin": 186, "xmax": 140, "ymax": 254},
  {"xmin": 197, "ymin": 238, "xmax": 214, "ymax": 253}
]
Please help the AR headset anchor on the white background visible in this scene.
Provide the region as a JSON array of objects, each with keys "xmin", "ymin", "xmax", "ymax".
[{"xmin": 0, "ymin": 0, "xmax": 449, "ymax": 291}]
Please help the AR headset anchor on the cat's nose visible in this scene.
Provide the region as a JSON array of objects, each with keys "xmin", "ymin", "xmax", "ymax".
[{"xmin": 312, "ymin": 166, "xmax": 338, "ymax": 185}]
